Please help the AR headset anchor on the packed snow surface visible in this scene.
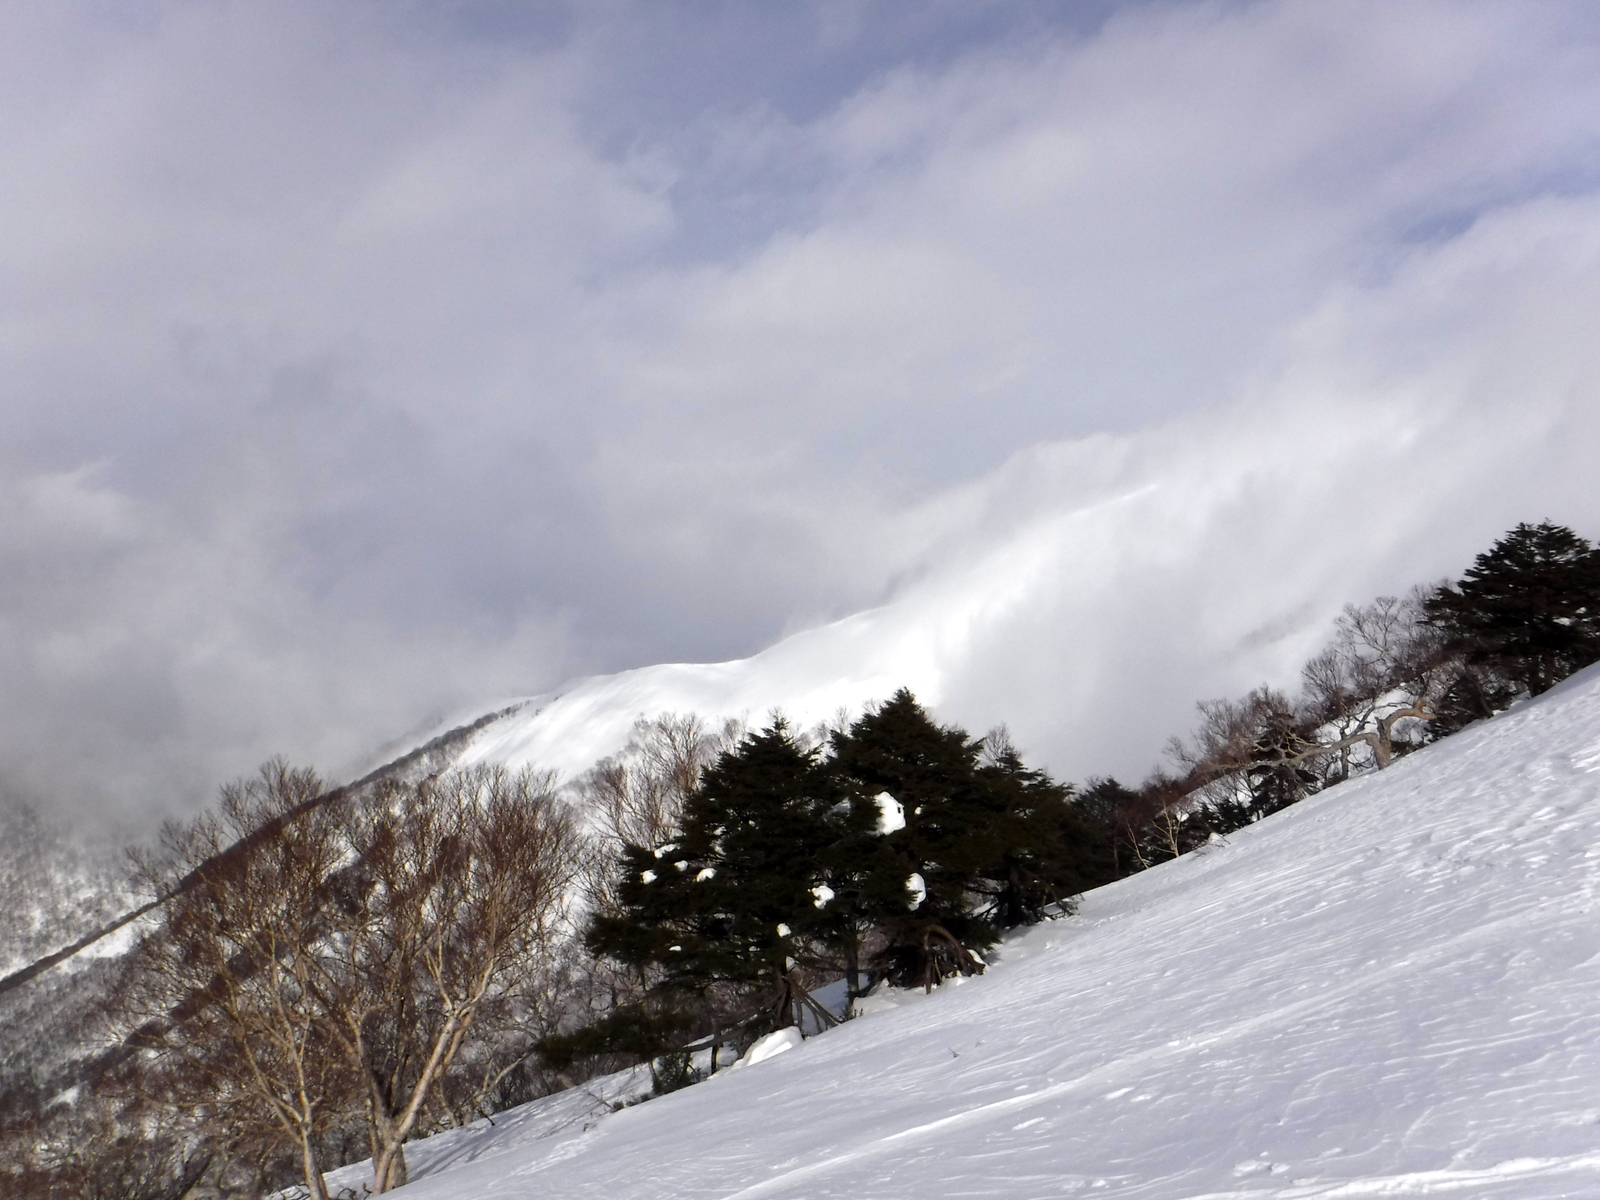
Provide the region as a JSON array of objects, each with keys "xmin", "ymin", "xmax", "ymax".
[{"xmin": 387, "ymin": 664, "xmax": 1600, "ymax": 1199}]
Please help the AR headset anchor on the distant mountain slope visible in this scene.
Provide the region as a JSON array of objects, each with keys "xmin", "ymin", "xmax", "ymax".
[
  {"xmin": 0, "ymin": 703, "xmax": 524, "ymax": 1110},
  {"xmin": 386, "ymin": 663, "xmax": 1600, "ymax": 1200}
]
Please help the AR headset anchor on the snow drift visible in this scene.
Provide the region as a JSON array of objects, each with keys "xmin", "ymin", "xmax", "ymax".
[{"xmin": 369, "ymin": 663, "xmax": 1600, "ymax": 1198}]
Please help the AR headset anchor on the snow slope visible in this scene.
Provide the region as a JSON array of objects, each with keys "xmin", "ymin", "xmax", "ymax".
[{"xmin": 380, "ymin": 662, "xmax": 1600, "ymax": 1200}]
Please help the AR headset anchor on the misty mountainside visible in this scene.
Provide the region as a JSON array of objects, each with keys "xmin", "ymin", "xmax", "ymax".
[
  {"xmin": 334, "ymin": 662, "xmax": 1600, "ymax": 1200},
  {"xmin": 0, "ymin": 804, "xmax": 132, "ymax": 978},
  {"xmin": 0, "ymin": 708, "xmax": 510, "ymax": 1108},
  {"xmin": 0, "ymin": 804, "xmax": 140, "ymax": 1092}
]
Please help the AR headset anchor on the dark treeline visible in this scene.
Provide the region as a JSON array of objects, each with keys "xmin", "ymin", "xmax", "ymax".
[
  {"xmin": 545, "ymin": 692, "xmax": 1109, "ymax": 1088},
  {"xmin": 3, "ymin": 521, "xmax": 1598, "ymax": 1200}
]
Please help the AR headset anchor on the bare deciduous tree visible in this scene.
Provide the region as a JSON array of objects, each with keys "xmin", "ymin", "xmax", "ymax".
[
  {"xmin": 125, "ymin": 762, "xmax": 583, "ymax": 1197},
  {"xmin": 576, "ymin": 713, "xmax": 738, "ymax": 926},
  {"xmin": 1300, "ymin": 588, "xmax": 1454, "ymax": 773},
  {"xmin": 316, "ymin": 766, "xmax": 581, "ymax": 1193},
  {"xmin": 582, "ymin": 713, "xmax": 736, "ymax": 851},
  {"xmin": 1169, "ymin": 687, "xmax": 1310, "ymax": 800},
  {"xmin": 1171, "ymin": 592, "xmax": 1456, "ymax": 807},
  {"xmin": 129, "ymin": 761, "xmax": 350, "ymax": 1200}
]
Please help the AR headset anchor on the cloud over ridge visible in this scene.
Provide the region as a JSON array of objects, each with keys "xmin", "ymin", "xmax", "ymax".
[
  {"xmin": 463, "ymin": 190, "xmax": 1600, "ymax": 781},
  {"xmin": 2, "ymin": 0, "xmax": 1598, "ymax": 823}
]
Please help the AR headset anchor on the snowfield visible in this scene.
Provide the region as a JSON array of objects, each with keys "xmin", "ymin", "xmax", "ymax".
[{"xmin": 373, "ymin": 663, "xmax": 1600, "ymax": 1200}]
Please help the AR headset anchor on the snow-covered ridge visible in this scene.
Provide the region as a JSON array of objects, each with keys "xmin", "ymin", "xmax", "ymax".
[
  {"xmin": 453, "ymin": 609, "xmax": 935, "ymax": 781},
  {"xmin": 373, "ymin": 664, "xmax": 1600, "ymax": 1198}
]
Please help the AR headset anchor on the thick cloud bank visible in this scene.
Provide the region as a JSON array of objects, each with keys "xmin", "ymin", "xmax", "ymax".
[
  {"xmin": 463, "ymin": 193, "xmax": 1600, "ymax": 782},
  {"xmin": 2, "ymin": 1, "xmax": 1599, "ymax": 823}
]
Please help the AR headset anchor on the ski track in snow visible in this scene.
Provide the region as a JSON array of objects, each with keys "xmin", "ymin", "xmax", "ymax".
[{"xmin": 362, "ymin": 664, "xmax": 1600, "ymax": 1200}]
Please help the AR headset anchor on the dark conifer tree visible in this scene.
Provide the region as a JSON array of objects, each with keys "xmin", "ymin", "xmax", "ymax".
[
  {"xmin": 1196, "ymin": 790, "xmax": 1255, "ymax": 838},
  {"xmin": 1425, "ymin": 665, "xmax": 1519, "ymax": 739},
  {"xmin": 1075, "ymin": 776, "xmax": 1145, "ymax": 877},
  {"xmin": 797, "ymin": 775, "xmax": 894, "ymax": 1005},
  {"xmin": 970, "ymin": 744, "xmax": 1106, "ymax": 928},
  {"xmin": 1425, "ymin": 521, "xmax": 1600, "ymax": 696},
  {"xmin": 828, "ymin": 691, "xmax": 996, "ymax": 990},
  {"xmin": 585, "ymin": 719, "xmax": 866, "ymax": 1037},
  {"xmin": 827, "ymin": 692, "xmax": 1095, "ymax": 988}
]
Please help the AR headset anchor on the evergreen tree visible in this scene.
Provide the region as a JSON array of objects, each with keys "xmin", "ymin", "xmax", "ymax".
[
  {"xmin": 829, "ymin": 691, "xmax": 996, "ymax": 990},
  {"xmin": 1075, "ymin": 776, "xmax": 1146, "ymax": 876},
  {"xmin": 970, "ymin": 744, "xmax": 1106, "ymax": 928},
  {"xmin": 1425, "ymin": 522, "xmax": 1600, "ymax": 696},
  {"xmin": 585, "ymin": 720, "xmax": 866, "ymax": 1037},
  {"xmin": 589, "ymin": 693, "xmax": 1099, "ymax": 1025},
  {"xmin": 795, "ymin": 772, "xmax": 894, "ymax": 1005},
  {"xmin": 1418, "ymin": 661, "xmax": 1518, "ymax": 740},
  {"xmin": 1195, "ymin": 790, "xmax": 1255, "ymax": 838},
  {"xmin": 827, "ymin": 692, "xmax": 1095, "ymax": 989}
]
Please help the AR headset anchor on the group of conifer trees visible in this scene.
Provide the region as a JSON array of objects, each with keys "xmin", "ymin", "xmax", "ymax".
[{"xmin": 543, "ymin": 693, "xmax": 1112, "ymax": 1079}]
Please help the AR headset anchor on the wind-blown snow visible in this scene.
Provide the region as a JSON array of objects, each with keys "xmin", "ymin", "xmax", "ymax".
[
  {"xmin": 454, "ymin": 192, "xmax": 1600, "ymax": 788},
  {"xmin": 380, "ymin": 663, "xmax": 1600, "ymax": 1198}
]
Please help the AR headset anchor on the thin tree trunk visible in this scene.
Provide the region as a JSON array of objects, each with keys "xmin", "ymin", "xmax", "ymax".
[
  {"xmin": 367, "ymin": 993, "xmax": 480, "ymax": 1192},
  {"xmin": 1159, "ymin": 810, "xmax": 1182, "ymax": 859},
  {"xmin": 367, "ymin": 1092, "xmax": 409, "ymax": 1195},
  {"xmin": 920, "ymin": 923, "xmax": 983, "ymax": 991},
  {"xmin": 1122, "ymin": 823, "xmax": 1151, "ymax": 871},
  {"xmin": 373, "ymin": 1143, "xmax": 408, "ymax": 1194},
  {"xmin": 299, "ymin": 1133, "xmax": 330, "ymax": 1200}
]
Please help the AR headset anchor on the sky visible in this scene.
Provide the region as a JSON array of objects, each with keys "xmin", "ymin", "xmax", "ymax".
[{"xmin": 4, "ymin": 0, "xmax": 1600, "ymax": 828}]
